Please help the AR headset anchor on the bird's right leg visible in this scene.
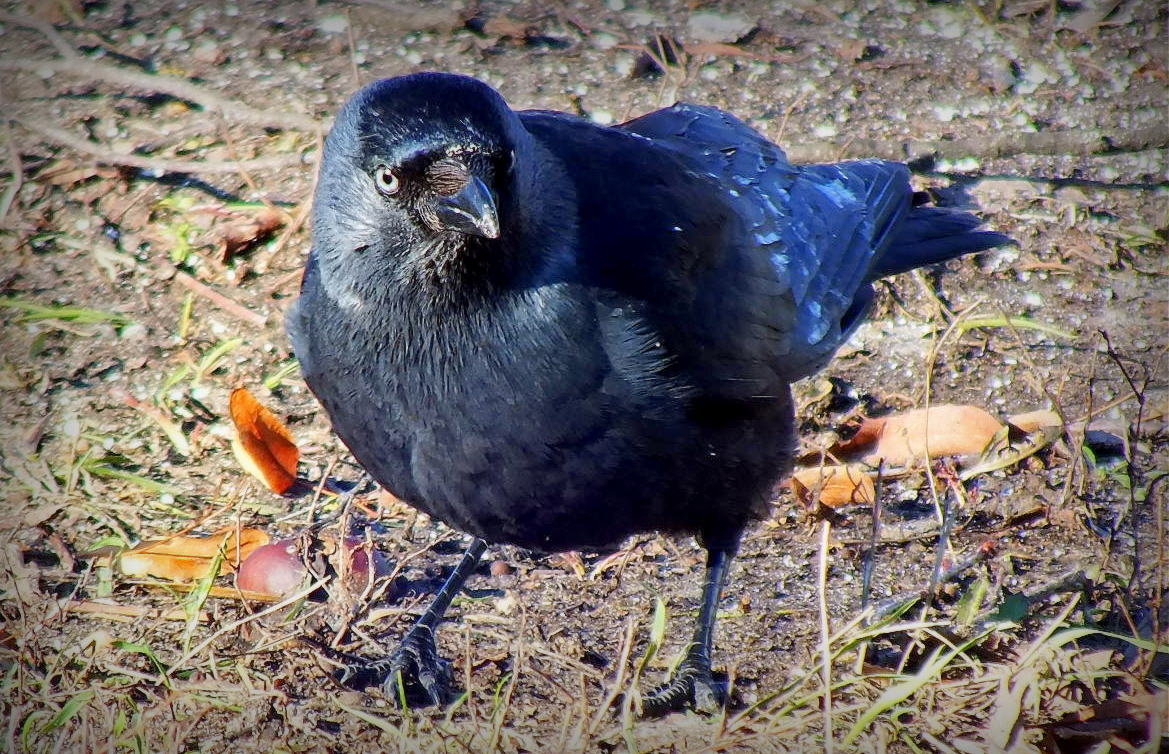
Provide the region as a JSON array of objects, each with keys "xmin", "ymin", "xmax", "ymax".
[
  {"xmin": 641, "ymin": 542, "xmax": 736, "ymax": 716},
  {"xmin": 339, "ymin": 537, "xmax": 486, "ymax": 707}
]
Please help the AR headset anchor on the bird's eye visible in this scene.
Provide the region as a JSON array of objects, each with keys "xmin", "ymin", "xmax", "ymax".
[{"xmin": 373, "ymin": 164, "xmax": 400, "ymax": 196}]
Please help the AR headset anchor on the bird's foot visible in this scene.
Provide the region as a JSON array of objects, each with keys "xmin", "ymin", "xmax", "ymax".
[
  {"xmin": 337, "ymin": 625, "xmax": 452, "ymax": 708},
  {"xmin": 641, "ymin": 649, "xmax": 726, "ymax": 717}
]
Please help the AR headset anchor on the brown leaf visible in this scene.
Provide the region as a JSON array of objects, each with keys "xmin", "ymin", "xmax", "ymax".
[
  {"xmin": 960, "ymin": 408, "xmax": 1064, "ymax": 480},
  {"xmin": 37, "ymin": 159, "xmax": 121, "ymax": 188},
  {"xmin": 684, "ymin": 41, "xmax": 804, "ymax": 63},
  {"xmin": 1007, "ymin": 409, "xmax": 1063, "ymax": 433},
  {"xmin": 483, "ymin": 14, "xmax": 529, "ymax": 38},
  {"xmin": 834, "ymin": 38, "xmax": 868, "ymax": 62},
  {"xmin": 119, "ymin": 527, "xmax": 270, "ymax": 581},
  {"xmin": 1039, "ymin": 695, "xmax": 1154, "ymax": 742},
  {"xmin": 790, "ymin": 464, "xmax": 876, "ymax": 508},
  {"xmin": 217, "ymin": 208, "xmax": 284, "ymax": 263},
  {"xmin": 229, "ymin": 387, "xmax": 298, "ymax": 494},
  {"xmin": 834, "ymin": 405, "xmax": 1005, "ymax": 466}
]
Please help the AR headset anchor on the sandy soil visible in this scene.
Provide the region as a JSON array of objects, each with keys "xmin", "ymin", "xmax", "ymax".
[{"xmin": 1, "ymin": 1, "xmax": 1165, "ymax": 751}]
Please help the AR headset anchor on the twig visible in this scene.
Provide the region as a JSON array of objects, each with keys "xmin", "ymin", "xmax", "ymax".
[
  {"xmin": 345, "ymin": 7, "xmax": 362, "ymax": 88},
  {"xmin": 925, "ymin": 474, "xmax": 961, "ymax": 605},
  {"xmin": 817, "ymin": 519, "xmax": 835, "ymax": 754},
  {"xmin": 0, "ymin": 122, "xmax": 23, "ymax": 224},
  {"xmin": 13, "ymin": 119, "xmax": 308, "ymax": 175},
  {"xmin": 172, "ymin": 270, "xmax": 268, "ymax": 327},
  {"xmin": 171, "ymin": 575, "xmax": 329, "ymax": 672},
  {"xmin": 215, "ymin": 120, "xmax": 286, "ymax": 216},
  {"xmin": 0, "ymin": 10, "xmax": 77, "ymax": 59},
  {"xmin": 783, "ymin": 124, "xmax": 1168, "ymax": 163},
  {"xmin": 859, "ymin": 461, "xmax": 885, "ymax": 610},
  {"xmin": 58, "ymin": 599, "xmax": 207, "ymax": 622},
  {"xmin": 589, "ymin": 616, "xmax": 636, "ymax": 732},
  {"xmin": 0, "ymin": 55, "xmax": 320, "ymax": 133},
  {"xmin": 970, "ymin": 567, "xmax": 1092, "ymax": 632},
  {"xmin": 868, "ymin": 540, "xmax": 997, "ymax": 624}
]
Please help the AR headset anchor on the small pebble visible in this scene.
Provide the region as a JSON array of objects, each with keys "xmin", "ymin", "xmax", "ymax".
[
  {"xmin": 591, "ymin": 32, "xmax": 618, "ymax": 51},
  {"xmin": 318, "ymin": 14, "xmax": 348, "ymax": 34},
  {"xmin": 590, "ymin": 110, "xmax": 614, "ymax": 125}
]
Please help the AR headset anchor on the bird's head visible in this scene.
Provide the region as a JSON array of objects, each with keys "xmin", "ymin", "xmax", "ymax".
[{"xmin": 313, "ymin": 73, "xmax": 534, "ymax": 295}]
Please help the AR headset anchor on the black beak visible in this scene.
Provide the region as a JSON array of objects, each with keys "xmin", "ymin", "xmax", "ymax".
[{"xmin": 435, "ymin": 176, "xmax": 499, "ymax": 239}]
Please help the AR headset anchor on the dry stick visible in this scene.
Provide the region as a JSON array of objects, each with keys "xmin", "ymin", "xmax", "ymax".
[
  {"xmin": 0, "ymin": 121, "xmax": 23, "ymax": 224},
  {"xmin": 60, "ymin": 599, "xmax": 204, "ymax": 622},
  {"xmin": 0, "ymin": 10, "xmax": 77, "ymax": 59},
  {"xmin": 0, "ymin": 57, "xmax": 319, "ymax": 133},
  {"xmin": 772, "ymin": 88, "xmax": 811, "ymax": 147},
  {"xmin": 859, "ymin": 461, "xmax": 886, "ymax": 611},
  {"xmin": 215, "ymin": 119, "xmax": 287, "ymax": 218},
  {"xmin": 588, "ymin": 616, "xmax": 636, "ymax": 733},
  {"xmin": 889, "ymin": 304, "xmax": 985, "ymax": 672},
  {"xmin": 869, "ymin": 540, "xmax": 997, "ymax": 625},
  {"xmin": 1151, "ymin": 472, "xmax": 1167, "ymax": 682},
  {"xmin": 12, "ymin": 119, "xmax": 307, "ymax": 175},
  {"xmin": 170, "ymin": 575, "xmax": 329, "ymax": 672},
  {"xmin": 488, "ymin": 620, "xmax": 525, "ymax": 751},
  {"xmin": 925, "ymin": 476, "xmax": 959, "ymax": 606},
  {"xmin": 258, "ymin": 127, "xmax": 324, "ymax": 272},
  {"xmin": 817, "ymin": 519, "xmax": 835, "ymax": 754},
  {"xmin": 344, "ymin": 7, "xmax": 362, "ymax": 88},
  {"xmin": 855, "ymin": 462, "xmax": 886, "ymax": 677},
  {"xmin": 783, "ymin": 124, "xmax": 1168, "ymax": 164},
  {"xmin": 172, "ymin": 270, "xmax": 267, "ymax": 327}
]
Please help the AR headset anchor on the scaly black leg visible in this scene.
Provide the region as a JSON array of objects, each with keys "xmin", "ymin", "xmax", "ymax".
[
  {"xmin": 642, "ymin": 543, "xmax": 735, "ymax": 716},
  {"xmin": 339, "ymin": 537, "xmax": 486, "ymax": 707}
]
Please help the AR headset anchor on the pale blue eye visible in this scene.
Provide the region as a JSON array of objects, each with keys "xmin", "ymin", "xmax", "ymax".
[{"xmin": 374, "ymin": 164, "xmax": 400, "ymax": 195}]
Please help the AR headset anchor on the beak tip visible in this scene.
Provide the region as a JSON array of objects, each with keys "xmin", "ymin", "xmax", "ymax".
[{"xmin": 436, "ymin": 175, "xmax": 500, "ymax": 240}]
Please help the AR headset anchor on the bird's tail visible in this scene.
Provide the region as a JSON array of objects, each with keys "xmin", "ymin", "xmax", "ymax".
[{"xmin": 872, "ymin": 205, "xmax": 1013, "ymax": 279}]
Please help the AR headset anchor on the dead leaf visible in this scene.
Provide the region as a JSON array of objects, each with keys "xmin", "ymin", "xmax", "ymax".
[
  {"xmin": 36, "ymin": 159, "xmax": 119, "ymax": 188},
  {"xmin": 1038, "ymin": 694, "xmax": 1154, "ymax": 744},
  {"xmin": 834, "ymin": 38, "xmax": 868, "ymax": 62},
  {"xmin": 119, "ymin": 527, "xmax": 270, "ymax": 581},
  {"xmin": 834, "ymin": 405, "xmax": 1005, "ymax": 466},
  {"xmin": 217, "ymin": 207, "xmax": 284, "ymax": 263},
  {"xmin": 790, "ymin": 464, "xmax": 876, "ymax": 508},
  {"xmin": 1007, "ymin": 409, "xmax": 1063, "ymax": 434},
  {"xmin": 229, "ymin": 387, "xmax": 299, "ymax": 494},
  {"xmin": 483, "ymin": 14, "xmax": 529, "ymax": 38},
  {"xmin": 960, "ymin": 409, "xmax": 1063, "ymax": 480}
]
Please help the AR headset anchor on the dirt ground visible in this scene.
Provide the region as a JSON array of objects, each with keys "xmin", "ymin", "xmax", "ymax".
[{"xmin": 1, "ymin": 0, "xmax": 1166, "ymax": 752}]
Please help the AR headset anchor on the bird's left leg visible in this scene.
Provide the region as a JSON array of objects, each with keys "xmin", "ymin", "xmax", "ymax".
[
  {"xmin": 641, "ymin": 541, "xmax": 736, "ymax": 716},
  {"xmin": 339, "ymin": 537, "xmax": 486, "ymax": 707}
]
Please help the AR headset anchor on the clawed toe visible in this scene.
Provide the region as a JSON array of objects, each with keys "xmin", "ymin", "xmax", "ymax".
[
  {"xmin": 641, "ymin": 654, "xmax": 727, "ymax": 717},
  {"xmin": 336, "ymin": 627, "xmax": 453, "ymax": 708}
]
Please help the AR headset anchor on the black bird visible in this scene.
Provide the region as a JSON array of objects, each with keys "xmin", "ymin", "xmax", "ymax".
[{"xmin": 288, "ymin": 72, "xmax": 1010, "ymax": 715}]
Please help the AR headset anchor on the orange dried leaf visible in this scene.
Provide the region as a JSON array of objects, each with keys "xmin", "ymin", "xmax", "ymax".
[
  {"xmin": 483, "ymin": 14, "xmax": 528, "ymax": 38},
  {"xmin": 1007, "ymin": 408, "xmax": 1062, "ymax": 433},
  {"xmin": 960, "ymin": 408, "xmax": 1063, "ymax": 480},
  {"xmin": 119, "ymin": 527, "xmax": 270, "ymax": 581},
  {"xmin": 218, "ymin": 208, "xmax": 285, "ymax": 263},
  {"xmin": 230, "ymin": 387, "xmax": 298, "ymax": 493},
  {"xmin": 790, "ymin": 464, "xmax": 876, "ymax": 508},
  {"xmin": 836, "ymin": 405, "xmax": 1005, "ymax": 466}
]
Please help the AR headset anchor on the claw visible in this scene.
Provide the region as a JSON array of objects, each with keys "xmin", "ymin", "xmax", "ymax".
[
  {"xmin": 641, "ymin": 649, "xmax": 726, "ymax": 717},
  {"xmin": 334, "ymin": 626, "xmax": 453, "ymax": 708},
  {"xmin": 381, "ymin": 628, "xmax": 452, "ymax": 707}
]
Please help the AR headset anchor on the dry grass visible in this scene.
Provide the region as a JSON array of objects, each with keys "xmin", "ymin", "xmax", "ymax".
[{"xmin": 2, "ymin": 1, "xmax": 1166, "ymax": 751}]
